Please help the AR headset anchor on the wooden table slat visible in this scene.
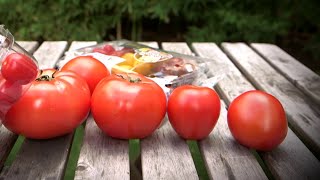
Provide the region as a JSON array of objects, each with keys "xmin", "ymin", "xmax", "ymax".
[
  {"xmin": 141, "ymin": 120, "xmax": 198, "ymax": 180},
  {"xmin": 0, "ymin": 41, "xmax": 72, "ymax": 180},
  {"xmin": 200, "ymin": 101, "xmax": 268, "ymax": 179},
  {"xmin": 221, "ymin": 43, "xmax": 320, "ymax": 155},
  {"xmin": 251, "ymin": 43, "xmax": 320, "ymax": 106},
  {"xmin": 16, "ymin": 41, "xmax": 39, "ymax": 53},
  {"xmin": 75, "ymin": 41, "xmax": 159, "ymax": 180},
  {"xmin": 161, "ymin": 42, "xmax": 194, "ymax": 56},
  {"xmin": 138, "ymin": 41, "xmax": 159, "ymax": 49},
  {"xmin": 0, "ymin": 42, "xmax": 40, "ymax": 170},
  {"xmin": 0, "ymin": 128, "xmax": 16, "ymax": 170},
  {"xmin": 33, "ymin": 41, "xmax": 68, "ymax": 69},
  {"xmin": 195, "ymin": 42, "xmax": 320, "ymax": 179},
  {"xmin": 141, "ymin": 42, "xmax": 198, "ymax": 180},
  {"xmin": 75, "ymin": 117, "xmax": 130, "ymax": 180},
  {"xmin": 191, "ymin": 43, "xmax": 254, "ymax": 104},
  {"xmin": 191, "ymin": 43, "xmax": 268, "ymax": 179}
]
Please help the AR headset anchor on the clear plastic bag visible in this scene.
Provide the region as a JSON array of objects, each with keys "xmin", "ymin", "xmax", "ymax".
[
  {"xmin": 0, "ymin": 25, "xmax": 38, "ymax": 125},
  {"xmin": 58, "ymin": 40, "xmax": 229, "ymax": 98}
]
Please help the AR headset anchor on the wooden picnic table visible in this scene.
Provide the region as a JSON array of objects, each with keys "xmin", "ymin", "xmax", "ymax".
[{"xmin": 0, "ymin": 41, "xmax": 319, "ymax": 180}]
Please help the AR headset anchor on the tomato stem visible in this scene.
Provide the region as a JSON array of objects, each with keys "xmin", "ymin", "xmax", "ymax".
[
  {"xmin": 116, "ymin": 74, "xmax": 141, "ymax": 83},
  {"xmin": 116, "ymin": 74, "xmax": 125, "ymax": 79},
  {"xmin": 36, "ymin": 75, "xmax": 51, "ymax": 81},
  {"xmin": 52, "ymin": 70, "xmax": 57, "ymax": 78},
  {"xmin": 129, "ymin": 77, "xmax": 141, "ymax": 83},
  {"xmin": 35, "ymin": 70, "xmax": 55, "ymax": 81}
]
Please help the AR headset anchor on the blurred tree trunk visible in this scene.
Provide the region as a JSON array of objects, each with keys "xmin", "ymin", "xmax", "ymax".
[{"xmin": 116, "ymin": 20, "xmax": 122, "ymax": 40}]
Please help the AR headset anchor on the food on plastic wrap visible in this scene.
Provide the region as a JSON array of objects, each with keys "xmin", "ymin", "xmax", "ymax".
[{"xmin": 58, "ymin": 40, "xmax": 228, "ymax": 98}]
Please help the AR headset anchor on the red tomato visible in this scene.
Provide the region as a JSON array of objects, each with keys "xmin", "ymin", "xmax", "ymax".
[
  {"xmin": 167, "ymin": 85, "xmax": 221, "ymax": 140},
  {"xmin": 91, "ymin": 73, "xmax": 167, "ymax": 139},
  {"xmin": 92, "ymin": 48, "xmax": 109, "ymax": 54},
  {"xmin": 102, "ymin": 45, "xmax": 116, "ymax": 54},
  {"xmin": 61, "ymin": 56, "xmax": 110, "ymax": 94},
  {"xmin": 227, "ymin": 90, "xmax": 288, "ymax": 151},
  {"xmin": 1, "ymin": 52, "xmax": 38, "ymax": 84},
  {"xmin": 2, "ymin": 69, "xmax": 91, "ymax": 139},
  {"xmin": 111, "ymin": 47, "xmax": 134, "ymax": 57},
  {"xmin": 0, "ymin": 77, "xmax": 23, "ymax": 121}
]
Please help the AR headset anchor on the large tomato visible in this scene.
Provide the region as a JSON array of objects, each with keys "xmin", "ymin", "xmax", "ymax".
[
  {"xmin": 227, "ymin": 90, "xmax": 288, "ymax": 151},
  {"xmin": 91, "ymin": 73, "xmax": 167, "ymax": 139},
  {"xmin": 2, "ymin": 69, "xmax": 91, "ymax": 139},
  {"xmin": 61, "ymin": 56, "xmax": 110, "ymax": 94},
  {"xmin": 167, "ymin": 85, "xmax": 221, "ymax": 140},
  {"xmin": 1, "ymin": 52, "xmax": 38, "ymax": 85}
]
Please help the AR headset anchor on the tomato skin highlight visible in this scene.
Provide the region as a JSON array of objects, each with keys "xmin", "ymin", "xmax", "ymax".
[
  {"xmin": 91, "ymin": 73, "xmax": 167, "ymax": 139},
  {"xmin": 167, "ymin": 85, "xmax": 221, "ymax": 140},
  {"xmin": 3, "ymin": 69, "xmax": 91, "ymax": 139},
  {"xmin": 227, "ymin": 90, "xmax": 288, "ymax": 151},
  {"xmin": 1, "ymin": 52, "xmax": 38, "ymax": 85},
  {"xmin": 61, "ymin": 56, "xmax": 110, "ymax": 94}
]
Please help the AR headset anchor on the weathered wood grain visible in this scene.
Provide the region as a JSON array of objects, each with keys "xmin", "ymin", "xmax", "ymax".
[
  {"xmin": 191, "ymin": 43, "xmax": 254, "ymax": 105},
  {"xmin": 141, "ymin": 120, "xmax": 198, "ymax": 180},
  {"xmin": 196, "ymin": 42, "xmax": 320, "ymax": 179},
  {"xmin": 0, "ymin": 128, "xmax": 16, "ymax": 170},
  {"xmin": 0, "ymin": 135, "xmax": 74, "ymax": 180},
  {"xmin": 0, "ymin": 41, "xmax": 72, "ymax": 180},
  {"xmin": 33, "ymin": 41, "xmax": 68, "ymax": 69},
  {"xmin": 138, "ymin": 41, "xmax": 159, "ymax": 49},
  {"xmin": 162, "ymin": 42, "xmax": 194, "ymax": 56},
  {"xmin": 16, "ymin": 41, "xmax": 39, "ymax": 53},
  {"xmin": 67, "ymin": 41, "xmax": 97, "ymax": 51},
  {"xmin": 75, "ymin": 116, "xmax": 130, "ymax": 180},
  {"xmin": 140, "ymin": 42, "xmax": 198, "ymax": 180},
  {"xmin": 201, "ymin": 101, "xmax": 268, "ymax": 180},
  {"xmin": 187, "ymin": 43, "xmax": 267, "ymax": 179},
  {"xmin": 262, "ymin": 129, "xmax": 320, "ymax": 180},
  {"xmin": 74, "ymin": 42, "xmax": 162, "ymax": 180},
  {"xmin": 251, "ymin": 43, "xmax": 320, "ymax": 106},
  {"xmin": 0, "ymin": 42, "xmax": 39, "ymax": 170},
  {"xmin": 221, "ymin": 43, "xmax": 320, "ymax": 155}
]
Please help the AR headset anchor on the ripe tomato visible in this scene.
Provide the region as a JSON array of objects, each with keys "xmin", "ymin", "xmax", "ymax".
[
  {"xmin": 0, "ymin": 77, "xmax": 23, "ymax": 122},
  {"xmin": 167, "ymin": 85, "xmax": 221, "ymax": 140},
  {"xmin": 92, "ymin": 48, "xmax": 109, "ymax": 55},
  {"xmin": 61, "ymin": 56, "xmax": 110, "ymax": 94},
  {"xmin": 102, "ymin": 45, "xmax": 116, "ymax": 54},
  {"xmin": 2, "ymin": 69, "xmax": 91, "ymax": 139},
  {"xmin": 91, "ymin": 73, "xmax": 167, "ymax": 139},
  {"xmin": 1, "ymin": 52, "xmax": 38, "ymax": 85},
  {"xmin": 227, "ymin": 90, "xmax": 288, "ymax": 151}
]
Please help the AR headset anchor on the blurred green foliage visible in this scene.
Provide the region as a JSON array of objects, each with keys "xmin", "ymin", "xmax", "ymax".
[{"xmin": 0, "ymin": 0, "xmax": 319, "ymax": 62}]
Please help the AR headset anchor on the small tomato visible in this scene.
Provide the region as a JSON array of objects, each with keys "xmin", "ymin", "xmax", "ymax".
[
  {"xmin": 167, "ymin": 85, "xmax": 221, "ymax": 140},
  {"xmin": 61, "ymin": 56, "xmax": 110, "ymax": 94},
  {"xmin": 227, "ymin": 90, "xmax": 288, "ymax": 151},
  {"xmin": 1, "ymin": 52, "xmax": 38, "ymax": 84}
]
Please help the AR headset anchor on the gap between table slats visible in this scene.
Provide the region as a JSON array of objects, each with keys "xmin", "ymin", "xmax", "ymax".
[
  {"xmin": 0, "ymin": 41, "xmax": 39, "ymax": 170},
  {"xmin": 192, "ymin": 42, "xmax": 320, "ymax": 179},
  {"xmin": 140, "ymin": 42, "xmax": 199, "ymax": 180},
  {"xmin": 189, "ymin": 42, "xmax": 269, "ymax": 179},
  {"xmin": 74, "ymin": 41, "xmax": 160, "ymax": 180},
  {"xmin": 74, "ymin": 41, "xmax": 161, "ymax": 180},
  {"xmin": 221, "ymin": 42, "xmax": 320, "ymax": 158},
  {"xmin": 0, "ymin": 41, "xmax": 72, "ymax": 180}
]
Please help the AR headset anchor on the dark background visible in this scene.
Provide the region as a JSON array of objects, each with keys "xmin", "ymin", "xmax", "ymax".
[{"xmin": 1, "ymin": 0, "xmax": 319, "ymax": 74}]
